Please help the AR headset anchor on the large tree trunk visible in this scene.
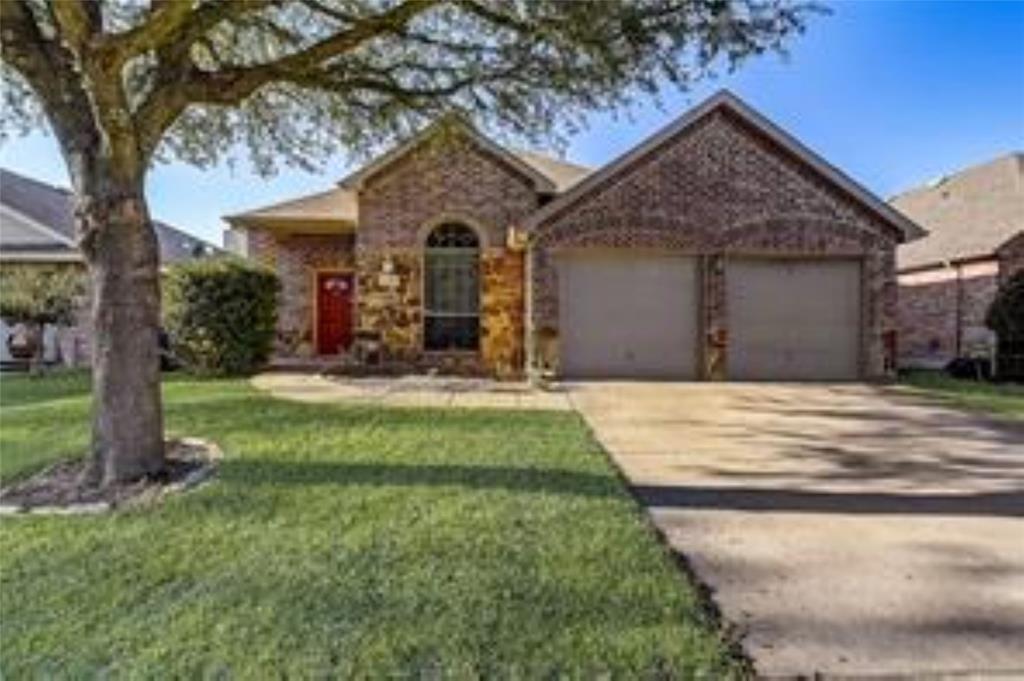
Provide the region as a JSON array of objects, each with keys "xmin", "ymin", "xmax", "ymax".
[{"xmin": 76, "ymin": 168, "xmax": 166, "ymax": 487}]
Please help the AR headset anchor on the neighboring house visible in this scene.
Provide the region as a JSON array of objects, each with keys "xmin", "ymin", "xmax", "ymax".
[
  {"xmin": 1, "ymin": 168, "xmax": 216, "ymax": 366},
  {"xmin": 225, "ymin": 90, "xmax": 924, "ymax": 381},
  {"xmin": 892, "ymin": 153, "xmax": 1024, "ymax": 369}
]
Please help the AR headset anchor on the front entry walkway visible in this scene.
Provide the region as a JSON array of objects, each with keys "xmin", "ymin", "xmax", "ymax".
[
  {"xmin": 568, "ymin": 382, "xmax": 1024, "ymax": 678},
  {"xmin": 251, "ymin": 372, "xmax": 572, "ymax": 411}
]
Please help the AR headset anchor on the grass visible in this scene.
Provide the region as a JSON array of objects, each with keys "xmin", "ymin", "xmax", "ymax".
[
  {"xmin": 0, "ymin": 370, "xmax": 93, "ymax": 482},
  {"xmin": 0, "ymin": 372, "xmax": 742, "ymax": 678},
  {"xmin": 899, "ymin": 370, "xmax": 1024, "ymax": 420}
]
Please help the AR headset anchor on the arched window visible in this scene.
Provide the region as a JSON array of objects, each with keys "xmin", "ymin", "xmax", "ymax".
[{"xmin": 424, "ymin": 223, "xmax": 480, "ymax": 351}]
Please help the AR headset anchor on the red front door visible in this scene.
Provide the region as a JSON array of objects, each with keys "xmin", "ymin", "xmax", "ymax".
[{"xmin": 316, "ymin": 272, "xmax": 353, "ymax": 355}]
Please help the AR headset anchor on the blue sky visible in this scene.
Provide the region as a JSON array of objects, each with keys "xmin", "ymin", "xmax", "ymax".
[{"xmin": 2, "ymin": 0, "xmax": 1023, "ymax": 246}]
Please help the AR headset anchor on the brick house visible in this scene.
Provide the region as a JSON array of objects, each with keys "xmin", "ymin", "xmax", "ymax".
[
  {"xmin": 892, "ymin": 153, "xmax": 1023, "ymax": 369},
  {"xmin": 226, "ymin": 90, "xmax": 924, "ymax": 381}
]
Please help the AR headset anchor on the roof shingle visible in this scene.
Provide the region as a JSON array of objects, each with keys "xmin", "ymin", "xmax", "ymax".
[
  {"xmin": 1, "ymin": 168, "xmax": 216, "ymax": 264},
  {"xmin": 892, "ymin": 153, "xmax": 1024, "ymax": 270}
]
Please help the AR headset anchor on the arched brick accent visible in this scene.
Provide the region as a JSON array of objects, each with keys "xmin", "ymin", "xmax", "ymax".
[{"xmin": 416, "ymin": 214, "xmax": 492, "ymax": 249}]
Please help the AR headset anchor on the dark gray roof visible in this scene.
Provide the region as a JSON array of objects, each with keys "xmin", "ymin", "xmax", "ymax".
[{"xmin": 1, "ymin": 168, "xmax": 217, "ymax": 264}]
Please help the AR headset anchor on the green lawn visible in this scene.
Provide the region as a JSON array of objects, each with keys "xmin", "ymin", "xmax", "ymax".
[
  {"xmin": 0, "ymin": 372, "xmax": 742, "ymax": 678},
  {"xmin": 900, "ymin": 371, "xmax": 1024, "ymax": 420}
]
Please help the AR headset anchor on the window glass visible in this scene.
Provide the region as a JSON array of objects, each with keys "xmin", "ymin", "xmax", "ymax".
[{"xmin": 424, "ymin": 224, "xmax": 480, "ymax": 351}]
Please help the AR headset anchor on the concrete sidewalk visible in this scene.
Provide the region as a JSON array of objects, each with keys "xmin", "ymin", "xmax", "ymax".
[
  {"xmin": 250, "ymin": 372, "xmax": 572, "ymax": 411},
  {"xmin": 568, "ymin": 382, "xmax": 1024, "ymax": 678}
]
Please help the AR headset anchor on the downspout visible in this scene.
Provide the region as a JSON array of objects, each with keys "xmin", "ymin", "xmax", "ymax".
[{"xmin": 955, "ymin": 261, "xmax": 963, "ymax": 358}]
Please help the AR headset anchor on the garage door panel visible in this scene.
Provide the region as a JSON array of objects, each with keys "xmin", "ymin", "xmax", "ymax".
[
  {"xmin": 559, "ymin": 253, "xmax": 698, "ymax": 378},
  {"xmin": 728, "ymin": 259, "xmax": 861, "ymax": 380}
]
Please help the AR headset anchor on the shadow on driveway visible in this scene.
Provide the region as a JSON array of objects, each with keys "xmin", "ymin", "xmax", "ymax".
[{"xmin": 632, "ymin": 484, "xmax": 1024, "ymax": 517}]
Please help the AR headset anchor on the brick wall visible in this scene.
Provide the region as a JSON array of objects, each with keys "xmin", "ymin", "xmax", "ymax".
[
  {"xmin": 355, "ymin": 131, "xmax": 537, "ymax": 375},
  {"xmin": 530, "ymin": 108, "xmax": 900, "ymax": 380},
  {"xmin": 357, "ymin": 133, "xmax": 538, "ymax": 251},
  {"xmin": 238, "ymin": 229, "xmax": 356, "ymax": 356},
  {"xmin": 897, "ymin": 261, "xmax": 999, "ymax": 368}
]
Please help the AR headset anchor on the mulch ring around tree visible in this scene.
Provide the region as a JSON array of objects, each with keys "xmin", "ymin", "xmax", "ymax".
[{"xmin": 0, "ymin": 438, "xmax": 221, "ymax": 516}]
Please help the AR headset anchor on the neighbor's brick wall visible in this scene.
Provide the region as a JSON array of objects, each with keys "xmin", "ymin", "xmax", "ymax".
[
  {"xmin": 898, "ymin": 272, "xmax": 958, "ymax": 368},
  {"xmin": 530, "ymin": 108, "xmax": 901, "ymax": 380},
  {"xmin": 897, "ymin": 261, "xmax": 999, "ymax": 368},
  {"xmin": 355, "ymin": 132, "xmax": 537, "ymax": 375}
]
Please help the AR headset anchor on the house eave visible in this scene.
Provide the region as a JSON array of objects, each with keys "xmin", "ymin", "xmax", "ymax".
[
  {"xmin": 896, "ymin": 252, "xmax": 998, "ymax": 275},
  {"xmin": 225, "ymin": 217, "xmax": 357, "ymax": 234}
]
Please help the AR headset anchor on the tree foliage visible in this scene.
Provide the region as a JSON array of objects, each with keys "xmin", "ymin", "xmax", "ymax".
[
  {"xmin": 163, "ymin": 257, "xmax": 280, "ymax": 376},
  {"xmin": 0, "ymin": 265, "xmax": 85, "ymax": 325},
  {"xmin": 2, "ymin": 0, "xmax": 819, "ymax": 176}
]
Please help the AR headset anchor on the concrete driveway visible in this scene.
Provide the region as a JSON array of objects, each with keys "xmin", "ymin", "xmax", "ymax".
[{"xmin": 568, "ymin": 383, "xmax": 1024, "ymax": 678}]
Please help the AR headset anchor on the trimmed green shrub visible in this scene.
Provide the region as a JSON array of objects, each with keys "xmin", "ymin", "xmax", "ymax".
[
  {"xmin": 986, "ymin": 270, "xmax": 1024, "ymax": 380},
  {"xmin": 987, "ymin": 270, "xmax": 1024, "ymax": 342},
  {"xmin": 163, "ymin": 257, "xmax": 280, "ymax": 376}
]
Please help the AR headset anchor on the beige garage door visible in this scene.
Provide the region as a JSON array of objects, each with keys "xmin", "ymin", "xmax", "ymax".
[
  {"xmin": 728, "ymin": 258, "xmax": 861, "ymax": 380},
  {"xmin": 559, "ymin": 253, "xmax": 699, "ymax": 378}
]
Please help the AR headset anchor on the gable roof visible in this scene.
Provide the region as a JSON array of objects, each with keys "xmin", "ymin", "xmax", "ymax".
[
  {"xmin": 226, "ymin": 125, "xmax": 591, "ymax": 231},
  {"xmin": 523, "ymin": 90, "xmax": 927, "ymax": 243},
  {"xmin": 1, "ymin": 168, "xmax": 217, "ymax": 264},
  {"xmin": 224, "ymin": 186, "xmax": 358, "ymax": 229},
  {"xmin": 338, "ymin": 118, "xmax": 561, "ymax": 194},
  {"xmin": 891, "ymin": 153, "xmax": 1024, "ymax": 271}
]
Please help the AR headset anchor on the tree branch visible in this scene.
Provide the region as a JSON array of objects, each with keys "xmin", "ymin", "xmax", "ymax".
[
  {"xmin": 0, "ymin": 0, "xmax": 96, "ymax": 148},
  {"xmin": 48, "ymin": 0, "xmax": 90, "ymax": 51},
  {"xmin": 135, "ymin": 0, "xmax": 442, "ymax": 154},
  {"xmin": 97, "ymin": 0, "xmax": 263, "ymax": 69}
]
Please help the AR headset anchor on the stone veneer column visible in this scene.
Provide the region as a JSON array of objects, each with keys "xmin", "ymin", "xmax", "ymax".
[
  {"xmin": 864, "ymin": 248, "xmax": 897, "ymax": 379},
  {"xmin": 355, "ymin": 250, "xmax": 423, "ymax": 363},
  {"xmin": 480, "ymin": 248, "xmax": 525, "ymax": 378},
  {"xmin": 702, "ymin": 253, "xmax": 728, "ymax": 381}
]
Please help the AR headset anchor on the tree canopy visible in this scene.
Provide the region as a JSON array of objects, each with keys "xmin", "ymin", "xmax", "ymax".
[{"xmin": 2, "ymin": 0, "xmax": 817, "ymax": 177}]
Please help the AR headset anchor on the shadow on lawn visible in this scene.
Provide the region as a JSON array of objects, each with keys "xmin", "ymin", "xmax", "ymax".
[{"xmin": 220, "ymin": 459, "xmax": 622, "ymax": 499}]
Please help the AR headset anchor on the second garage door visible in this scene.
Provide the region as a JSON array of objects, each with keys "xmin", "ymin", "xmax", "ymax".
[
  {"xmin": 559, "ymin": 252, "xmax": 699, "ymax": 378},
  {"xmin": 727, "ymin": 258, "xmax": 862, "ymax": 380}
]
